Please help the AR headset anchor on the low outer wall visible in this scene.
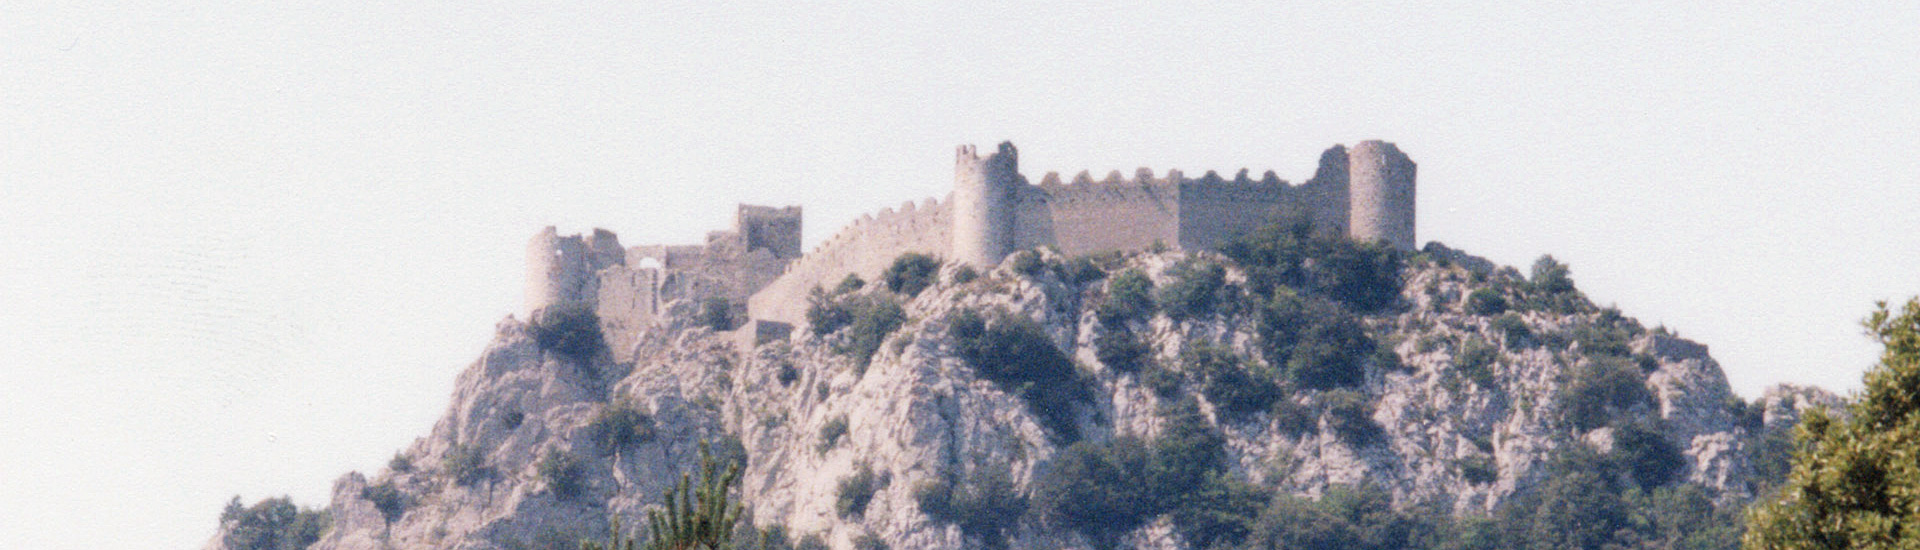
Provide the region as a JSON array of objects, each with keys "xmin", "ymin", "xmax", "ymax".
[{"xmin": 748, "ymin": 198, "xmax": 951, "ymax": 325}]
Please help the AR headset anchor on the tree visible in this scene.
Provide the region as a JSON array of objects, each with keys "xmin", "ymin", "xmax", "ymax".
[
  {"xmin": 584, "ymin": 441, "xmax": 744, "ymax": 550},
  {"xmin": 1746, "ymin": 297, "xmax": 1920, "ymax": 550}
]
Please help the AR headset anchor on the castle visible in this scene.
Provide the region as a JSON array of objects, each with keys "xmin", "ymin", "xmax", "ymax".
[{"xmin": 525, "ymin": 141, "xmax": 1415, "ymax": 355}]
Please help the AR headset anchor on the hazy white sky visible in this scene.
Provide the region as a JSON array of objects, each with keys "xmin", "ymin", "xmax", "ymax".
[{"xmin": 3, "ymin": 2, "xmax": 1916, "ymax": 548}]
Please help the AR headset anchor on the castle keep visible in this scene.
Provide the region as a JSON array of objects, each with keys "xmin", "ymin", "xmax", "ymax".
[{"xmin": 527, "ymin": 141, "xmax": 1415, "ymax": 353}]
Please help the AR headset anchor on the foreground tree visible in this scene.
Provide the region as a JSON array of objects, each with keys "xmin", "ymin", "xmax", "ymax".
[
  {"xmin": 584, "ymin": 441, "xmax": 743, "ymax": 550},
  {"xmin": 1746, "ymin": 297, "xmax": 1920, "ymax": 549}
]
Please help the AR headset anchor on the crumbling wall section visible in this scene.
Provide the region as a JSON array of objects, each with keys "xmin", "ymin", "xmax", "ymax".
[
  {"xmin": 748, "ymin": 198, "xmax": 951, "ymax": 325},
  {"xmin": 1176, "ymin": 169, "xmax": 1306, "ymax": 251}
]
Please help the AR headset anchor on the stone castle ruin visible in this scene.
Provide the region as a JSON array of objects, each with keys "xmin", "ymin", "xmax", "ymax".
[{"xmin": 525, "ymin": 140, "xmax": 1414, "ymax": 354}]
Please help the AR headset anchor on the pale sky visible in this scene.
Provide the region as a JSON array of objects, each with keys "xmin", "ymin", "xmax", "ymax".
[{"xmin": 3, "ymin": 2, "xmax": 1917, "ymax": 549}]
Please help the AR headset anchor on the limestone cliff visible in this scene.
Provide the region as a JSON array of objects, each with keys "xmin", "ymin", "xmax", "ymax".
[{"xmin": 206, "ymin": 245, "xmax": 1838, "ymax": 550}]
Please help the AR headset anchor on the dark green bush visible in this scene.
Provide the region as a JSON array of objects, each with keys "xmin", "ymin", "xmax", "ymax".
[
  {"xmin": 1613, "ymin": 420, "xmax": 1684, "ymax": 489},
  {"xmin": 1457, "ymin": 455, "xmax": 1498, "ymax": 485},
  {"xmin": 1571, "ymin": 319, "xmax": 1634, "ymax": 358},
  {"xmin": 1465, "ymin": 288, "xmax": 1508, "ymax": 316},
  {"xmin": 220, "ymin": 496, "xmax": 332, "ymax": 550},
  {"xmin": 795, "ymin": 534, "xmax": 829, "ymax": 550},
  {"xmin": 696, "ymin": 297, "xmax": 735, "ymax": 331},
  {"xmin": 537, "ymin": 449, "xmax": 585, "ymax": 499},
  {"xmin": 361, "ymin": 482, "xmax": 406, "ymax": 524},
  {"xmin": 1559, "ymin": 358, "xmax": 1654, "ymax": 431},
  {"xmin": 835, "ymin": 274, "xmax": 866, "ymax": 294},
  {"xmin": 1522, "ymin": 255, "xmax": 1587, "ymax": 314},
  {"xmin": 1031, "ymin": 436, "xmax": 1156, "ymax": 548},
  {"xmin": 951, "ymin": 265, "xmax": 979, "ymax": 285},
  {"xmin": 1096, "ymin": 269, "xmax": 1156, "ymax": 325},
  {"xmin": 1009, "ymin": 250, "xmax": 1046, "ymax": 276},
  {"xmin": 1242, "ymin": 483, "xmax": 1420, "ymax": 550},
  {"xmin": 1156, "ymin": 259, "xmax": 1229, "ymax": 320},
  {"xmin": 1491, "ymin": 313, "xmax": 1531, "ymax": 349},
  {"xmin": 1273, "ymin": 397, "xmax": 1319, "ymax": 437},
  {"xmin": 818, "ymin": 415, "xmax": 848, "ymax": 454},
  {"xmin": 835, "ymin": 295, "xmax": 906, "ymax": 373},
  {"xmin": 531, "ymin": 301, "xmax": 603, "ymax": 359},
  {"xmin": 1220, "ymin": 221, "xmax": 1403, "ymax": 313},
  {"xmin": 914, "ymin": 463, "xmax": 1027, "ymax": 548},
  {"xmin": 1259, "ymin": 292, "xmax": 1374, "ymax": 390},
  {"xmin": 777, "ymin": 361, "xmax": 799, "ymax": 387},
  {"xmin": 388, "ymin": 452, "xmax": 412, "ymax": 473},
  {"xmin": 1455, "ymin": 338, "xmax": 1499, "ymax": 389},
  {"xmin": 1142, "ymin": 362, "xmax": 1184, "ymax": 399},
  {"xmin": 444, "ymin": 443, "xmax": 488, "ymax": 485},
  {"xmin": 1093, "ymin": 328, "xmax": 1151, "ymax": 372},
  {"xmin": 949, "ymin": 308, "xmax": 1092, "ymax": 443},
  {"xmin": 851, "ymin": 534, "xmax": 890, "ymax": 550},
  {"xmin": 1057, "ymin": 255, "xmax": 1108, "ymax": 286},
  {"xmin": 1323, "ymin": 389, "xmax": 1383, "ymax": 446},
  {"xmin": 1185, "ymin": 342, "xmax": 1280, "ymax": 421},
  {"xmin": 835, "ymin": 463, "xmax": 880, "ymax": 518},
  {"xmin": 881, "ymin": 253, "xmax": 942, "ymax": 297},
  {"xmin": 589, "ymin": 400, "xmax": 655, "ymax": 455}
]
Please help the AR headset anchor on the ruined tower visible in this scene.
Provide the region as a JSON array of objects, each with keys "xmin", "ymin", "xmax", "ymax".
[
  {"xmin": 951, "ymin": 142, "xmax": 1021, "ymax": 267},
  {"xmin": 524, "ymin": 227, "xmax": 624, "ymax": 315},
  {"xmin": 1346, "ymin": 140, "xmax": 1417, "ymax": 251}
]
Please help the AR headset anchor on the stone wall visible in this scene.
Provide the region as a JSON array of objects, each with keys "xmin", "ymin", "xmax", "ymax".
[
  {"xmin": 747, "ymin": 198, "xmax": 951, "ymax": 325},
  {"xmin": 1035, "ymin": 170, "xmax": 1182, "ymax": 256}
]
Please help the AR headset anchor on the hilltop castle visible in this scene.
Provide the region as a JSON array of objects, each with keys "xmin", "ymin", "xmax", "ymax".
[{"xmin": 526, "ymin": 141, "xmax": 1415, "ymax": 355}]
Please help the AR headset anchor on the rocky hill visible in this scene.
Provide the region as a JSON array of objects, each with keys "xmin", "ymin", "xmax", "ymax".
[{"xmin": 206, "ymin": 235, "xmax": 1841, "ymax": 550}]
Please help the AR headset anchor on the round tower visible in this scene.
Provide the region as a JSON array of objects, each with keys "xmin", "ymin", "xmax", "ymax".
[
  {"xmin": 524, "ymin": 227, "xmax": 593, "ymax": 315},
  {"xmin": 1347, "ymin": 140, "xmax": 1417, "ymax": 251},
  {"xmin": 951, "ymin": 141, "xmax": 1019, "ymax": 267}
]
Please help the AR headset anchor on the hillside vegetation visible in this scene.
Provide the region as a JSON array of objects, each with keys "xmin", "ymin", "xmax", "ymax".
[{"xmin": 208, "ymin": 223, "xmax": 1841, "ymax": 550}]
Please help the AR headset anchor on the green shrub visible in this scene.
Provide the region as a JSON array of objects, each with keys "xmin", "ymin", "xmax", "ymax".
[
  {"xmin": 1491, "ymin": 313, "xmax": 1530, "ymax": 349},
  {"xmin": 915, "ymin": 464, "xmax": 1027, "ymax": 548},
  {"xmin": 388, "ymin": 452, "xmax": 412, "ymax": 473},
  {"xmin": 696, "ymin": 297, "xmax": 735, "ymax": 331},
  {"xmin": 1169, "ymin": 472, "xmax": 1269, "ymax": 549},
  {"xmin": 1142, "ymin": 362, "xmax": 1184, "ymax": 399},
  {"xmin": 1572, "ymin": 320, "xmax": 1634, "ymax": 358},
  {"xmin": 949, "ymin": 308, "xmax": 1092, "ymax": 443},
  {"xmin": 537, "ymin": 449, "xmax": 585, "ymax": 499},
  {"xmin": 881, "ymin": 253, "xmax": 941, "ymax": 297},
  {"xmin": 1522, "ymin": 255, "xmax": 1587, "ymax": 314},
  {"xmin": 444, "ymin": 443, "xmax": 488, "ymax": 485},
  {"xmin": 835, "ymin": 274, "xmax": 866, "ymax": 294},
  {"xmin": 361, "ymin": 482, "xmax": 406, "ymax": 524},
  {"xmin": 1272, "ymin": 398, "xmax": 1318, "ymax": 437},
  {"xmin": 1612, "ymin": 420, "xmax": 1683, "ymax": 489},
  {"xmin": 1096, "ymin": 269, "xmax": 1156, "ymax": 325},
  {"xmin": 531, "ymin": 301, "xmax": 603, "ymax": 359},
  {"xmin": 1559, "ymin": 358, "xmax": 1654, "ymax": 431},
  {"xmin": 1093, "ymin": 328, "xmax": 1151, "ymax": 372},
  {"xmin": 220, "ymin": 496, "xmax": 332, "ymax": 550},
  {"xmin": 1185, "ymin": 342, "xmax": 1280, "ymax": 421},
  {"xmin": 1057, "ymin": 255, "xmax": 1107, "ymax": 286},
  {"xmin": 835, "ymin": 463, "xmax": 880, "ymax": 518},
  {"xmin": 776, "ymin": 361, "xmax": 799, "ymax": 387},
  {"xmin": 1465, "ymin": 288, "xmax": 1508, "ymax": 316},
  {"xmin": 1220, "ymin": 220, "xmax": 1404, "ymax": 313},
  {"xmin": 1241, "ymin": 483, "xmax": 1419, "ymax": 550},
  {"xmin": 1031, "ymin": 436, "xmax": 1156, "ymax": 547},
  {"xmin": 589, "ymin": 400, "xmax": 655, "ymax": 455},
  {"xmin": 500, "ymin": 410, "xmax": 524, "ymax": 430},
  {"xmin": 834, "ymin": 295, "xmax": 906, "ymax": 373},
  {"xmin": 1455, "ymin": 338, "xmax": 1498, "ymax": 389},
  {"xmin": 1156, "ymin": 259, "xmax": 1229, "ymax": 320},
  {"xmin": 1323, "ymin": 389, "xmax": 1383, "ymax": 446},
  {"xmin": 951, "ymin": 265, "xmax": 979, "ymax": 285},
  {"xmin": 817, "ymin": 415, "xmax": 848, "ymax": 454},
  {"xmin": 1009, "ymin": 250, "xmax": 1046, "ymax": 276},
  {"xmin": 794, "ymin": 534, "xmax": 829, "ymax": 550},
  {"xmin": 1457, "ymin": 455, "xmax": 1498, "ymax": 485},
  {"xmin": 1259, "ymin": 292, "xmax": 1374, "ymax": 390},
  {"xmin": 851, "ymin": 534, "xmax": 890, "ymax": 550}
]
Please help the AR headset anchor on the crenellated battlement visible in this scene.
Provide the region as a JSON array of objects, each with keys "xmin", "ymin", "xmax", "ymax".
[{"xmin": 523, "ymin": 140, "xmax": 1415, "ymax": 342}]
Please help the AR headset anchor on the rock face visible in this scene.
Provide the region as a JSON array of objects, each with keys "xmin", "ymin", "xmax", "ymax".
[{"xmin": 209, "ymin": 245, "xmax": 1840, "ymax": 550}]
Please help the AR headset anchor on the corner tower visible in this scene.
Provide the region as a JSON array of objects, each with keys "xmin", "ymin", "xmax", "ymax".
[
  {"xmin": 1347, "ymin": 140, "xmax": 1417, "ymax": 251},
  {"xmin": 951, "ymin": 141, "xmax": 1021, "ymax": 267}
]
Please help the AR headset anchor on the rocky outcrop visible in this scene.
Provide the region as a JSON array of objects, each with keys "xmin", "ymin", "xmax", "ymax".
[{"xmin": 208, "ymin": 246, "xmax": 1842, "ymax": 550}]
